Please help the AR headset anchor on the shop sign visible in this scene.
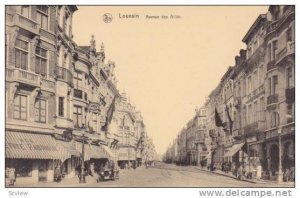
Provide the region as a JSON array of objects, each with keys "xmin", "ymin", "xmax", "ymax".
[
  {"xmin": 7, "ymin": 138, "xmax": 57, "ymax": 151},
  {"xmin": 88, "ymin": 102, "xmax": 101, "ymax": 112}
]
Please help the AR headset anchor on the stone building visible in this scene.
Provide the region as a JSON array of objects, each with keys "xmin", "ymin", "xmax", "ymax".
[
  {"xmin": 165, "ymin": 6, "xmax": 294, "ymax": 180},
  {"xmin": 5, "ymin": 5, "xmax": 150, "ymax": 185}
]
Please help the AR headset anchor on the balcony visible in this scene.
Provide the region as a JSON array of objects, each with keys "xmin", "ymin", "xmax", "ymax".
[
  {"xmin": 119, "ymin": 126, "xmax": 130, "ymax": 131},
  {"xmin": 266, "ymin": 60, "xmax": 276, "ymax": 71},
  {"xmin": 243, "ymin": 121, "xmax": 266, "ymax": 137},
  {"xmin": 54, "ymin": 66, "xmax": 73, "ymax": 87},
  {"xmin": 276, "ymin": 41, "xmax": 295, "ymax": 64},
  {"xmin": 286, "ymin": 87, "xmax": 295, "ymax": 104},
  {"xmin": 194, "ymin": 138, "xmax": 205, "ymax": 144},
  {"xmin": 6, "ymin": 12, "xmax": 39, "ymax": 36},
  {"xmin": 264, "ymin": 122, "xmax": 295, "ymax": 140},
  {"xmin": 267, "ymin": 94, "xmax": 279, "ymax": 105},
  {"xmin": 6, "ymin": 67, "xmax": 40, "ymax": 87}
]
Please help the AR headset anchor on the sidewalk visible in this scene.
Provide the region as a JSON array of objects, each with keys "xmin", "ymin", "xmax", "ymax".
[
  {"xmin": 195, "ymin": 167, "xmax": 294, "ymax": 187},
  {"xmin": 11, "ymin": 175, "xmax": 98, "ymax": 188}
]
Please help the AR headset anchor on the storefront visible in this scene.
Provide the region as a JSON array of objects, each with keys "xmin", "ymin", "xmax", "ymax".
[
  {"xmin": 5, "ymin": 131, "xmax": 64, "ymax": 184},
  {"xmin": 56, "ymin": 140, "xmax": 81, "ymax": 178},
  {"xmin": 118, "ymin": 147, "xmax": 136, "ymax": 169}
]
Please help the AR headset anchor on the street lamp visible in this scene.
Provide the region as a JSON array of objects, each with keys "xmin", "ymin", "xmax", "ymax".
[
  {"xmin": 80, "ymin": 132, "xmax": 86, "ymax": 183},
  {"xmin": 277, "ymin": 126, "xmax": 283, "ymax": 183}
]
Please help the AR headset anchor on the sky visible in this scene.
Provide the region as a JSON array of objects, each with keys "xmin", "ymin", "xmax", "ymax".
[{"xmin": 72, "ymin": 6, "xmax": 269, "ymax": 154}]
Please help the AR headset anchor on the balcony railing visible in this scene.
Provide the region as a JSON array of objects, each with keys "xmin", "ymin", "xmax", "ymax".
[
  {"xmin": 266, "ymin": 60, "xmax": 276, "ymax": 71},
  {"xmin": 54, "ymin": 66, "xmax": 73, "ymax": 87},
  {"xmin": 6, "ymin": 67, "xmax": 40, "ymax": 87},
  {"xmin": 194, "ymin": 138, "xmax": 205, "ymax": 144},
  {"xmin": 285, "ymin": 87, "xmax": 295, "ymax": 104},
  {"xmin": 6, "ymin": 13, "xmax": 39, "ymax": 35},
  {"xmin": 276, "ymin": 41, "xmax": 295, "ymax": 64},
  {"xmin": 243, "ymin": 121, "xmax": 266, "ymax": 137},
  {"xmin": 119, "ymin": 126, "xmax": 130, "ymax": 130},
  {"xmin": 267, "ymin": 94, "xmax": 279, "ymax": 105}
]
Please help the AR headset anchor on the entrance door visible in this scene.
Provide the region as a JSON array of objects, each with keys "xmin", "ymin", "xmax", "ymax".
[{"xmin": 269, "ymin": 144, "xmax": 279, "ymax": 175}]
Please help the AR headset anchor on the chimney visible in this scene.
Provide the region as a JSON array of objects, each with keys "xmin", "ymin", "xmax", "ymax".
[{"xmin": 240, "ymin": 49, "xmax": 247, "ymax": 61}]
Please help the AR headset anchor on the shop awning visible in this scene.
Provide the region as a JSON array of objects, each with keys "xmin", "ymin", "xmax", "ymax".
[
  {"xmin": 90, "ymin": 144, "xmax": 112, "ymax": 159},
  {"xmin": 56, "ymin": 140, "xmax": 81, "ymax": 160},
  {"xmin": 6, "ymin": 131, "xmax": 63, "ymax": 160},
  {"xmin": 224, "ymin": 142, "xmax": 245, "ymax": 157}
]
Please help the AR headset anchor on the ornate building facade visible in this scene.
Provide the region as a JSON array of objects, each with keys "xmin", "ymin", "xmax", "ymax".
[{"xmin": 5, "ymin": 5, "xmax": 150, "ymax": 184}]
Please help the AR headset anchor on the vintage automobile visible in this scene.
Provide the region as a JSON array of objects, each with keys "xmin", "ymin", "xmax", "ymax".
[{"xmin": 97, "ymin": 168, "xmax": 118, "ymax": 182}]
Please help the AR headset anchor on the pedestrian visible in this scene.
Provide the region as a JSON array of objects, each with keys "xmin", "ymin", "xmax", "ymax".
[
  {"xmin": 8, "ymin": 167, "xmax": 16, "ymax": 185},
  {"xmin": 237, "ymin": 165, "xmax": 244, "ymax": 180},
  {"xmin": 54, "ymin": 166, "xmax": 62, "ymax": 182}
]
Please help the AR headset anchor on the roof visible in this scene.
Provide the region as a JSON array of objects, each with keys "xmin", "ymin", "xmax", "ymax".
[{"xmin": 242, "ymin": 14, "xmax": 267, "ymax": 43}]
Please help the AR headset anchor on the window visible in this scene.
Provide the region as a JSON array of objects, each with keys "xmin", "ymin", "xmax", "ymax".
[
  {"xmin": 92, "ymin": 113, "xmax": 98, "ymax": 132},
  {"xmin": 272, "ymin": 40, "xmax": 278, "ymax": 60},
  {"xmin": 259, "ymin": 97, "xmax": 265, "ymax": 121},
  {"xmin": 58, "ymin": 97, "xmax": 64, "ymax": 117},
  {"xmin": 248, "ymin": 104, "xmax": 252, "ymax": 124},
  {"xmin": 271, "ymin": 112, "xmax": 280, "ymax": 128},
  {"xmin": 35, "ymin": 47, "xmax": 47, "ymax": 77},
  {"xmin": 14, "ymin": 94, "xmax": 27, "ymax": 120},
  {"xmin": 35, "ymin": 98, "xmax": 46, "ymax": 123},
  {"xmin": 36, "ymin": 6, "xmax": 49, "ymax": 30},
  {"xmin": 20, "ymin": 6, "xmax": 30, "ymax": 18},
  {"xmin": 287, "ymin": 67, "xmax": 293, "ymax": 88},
  {"xmin": 253, "ymin": 71, "xmax": 258, "ymax": 90},
  {"xmin": 247, "ymin": 75, "xmax": 252, "ymax": 94},
  {"xmin": 73, "ymin": 106, "xmax": 83, "ymax": 128},
  {"xmin": 286, "ymin": 28, "xmax": 293, "ymax": 42},
  {"xmin": 74, "ymin": 72, "xmax": 83, "ymax": 89},
  {"xmin": 15, "ymin": 39, "xmax": 28, "ymax": 70},
  {"xmin": 259, "ymin": 65, "xmax": 264, "ymax": 85},
  {"xmin": 253, "ymin": 101, "xmax": 257, "ymax": 122},
  {"xmin": 15, "ymin": 159, "xmax": 32, "ymax": 177},
  {"xmin": 272, "ymin": 75, "xmax": 278, "ymax": 95}
]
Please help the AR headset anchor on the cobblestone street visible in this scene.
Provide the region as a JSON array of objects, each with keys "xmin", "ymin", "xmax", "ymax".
[{"xmin": 11, "ymin": 163, "xmax": 294, "ymax": 188}]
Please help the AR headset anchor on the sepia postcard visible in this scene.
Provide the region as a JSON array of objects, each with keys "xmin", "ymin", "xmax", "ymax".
[{"xmin": 3, "ymin": 4, "xmax": 295, "ymax": 195}]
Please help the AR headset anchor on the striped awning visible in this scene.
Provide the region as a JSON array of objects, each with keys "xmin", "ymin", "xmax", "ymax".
[
  {"xmin": 6, "ymin": 131, "xmax": 63, "ymax": 160},
  {"xmin": 75, "ymin": 141, "xmax": 91, "ymax": 161},
  {"xmin": 90, "ymin": 144, "xmax": 112, "ymax": 159},
  {"xmin": 56, "ymin": 140, "xmax": 81, "ymax": 161},
  {"xmin": 224, "ymin": 142, "xmax": 245, "ymax": 157}
]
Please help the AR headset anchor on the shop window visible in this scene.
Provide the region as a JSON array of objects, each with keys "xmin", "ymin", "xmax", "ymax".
[
  {"xmin": 36, "ymin": 6, "xmax": 49, "ymax": 30},
  {"xmin": 34, "ymin": 98, "xmax": 46, "ymax": 123},
  {"xmin": 35, "ymin": 47, "xmax": 47, "ymax": 77},
  {"xmin": 15, "ymin": 159, "xmax": 33, "ymax": 177},
  {"xmin": 13, "ymin": 94, "xmax": 27, "ymax": 120},
  {"xmin": 15, "ymin": 39, "xmax": 28, "ymax": 70}
]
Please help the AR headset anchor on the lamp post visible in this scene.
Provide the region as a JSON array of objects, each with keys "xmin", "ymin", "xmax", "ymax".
[
  {"xmin": 277, "ymin": 126, "xmax": 283, "ymax": 183},
  {"xmin": 80, "ymin": 132, "xmax": 86, "ymax": 183}
]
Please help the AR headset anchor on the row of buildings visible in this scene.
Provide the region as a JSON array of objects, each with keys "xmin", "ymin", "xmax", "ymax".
[
  {"xmin": 164, "ymin": 5, "xmax": 295, "ymax": 181},
  {"xmin": 5, "ymin": 5, "xmax": 156, "ymax": 184}
]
